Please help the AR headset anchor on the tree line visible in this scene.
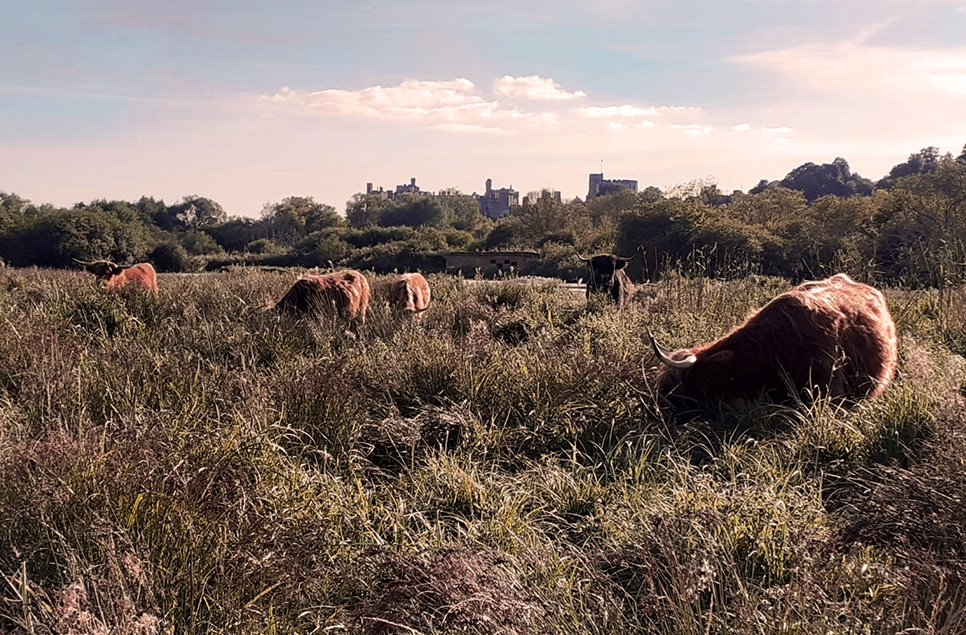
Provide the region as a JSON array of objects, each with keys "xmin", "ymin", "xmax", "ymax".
[{"xmin": 2, "ymin": 144, "xmax": 965, "ymax": 287}]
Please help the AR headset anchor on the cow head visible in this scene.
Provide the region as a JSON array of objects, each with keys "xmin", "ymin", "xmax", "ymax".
[{"xmin": 74, "ymin": 259, "xmax": 124, "ymax": 280}]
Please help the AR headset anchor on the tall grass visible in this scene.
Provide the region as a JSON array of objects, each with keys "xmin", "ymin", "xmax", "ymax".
[{"xmin": 0, "ymin": 266, "xmax": 964, "ymax": 633}]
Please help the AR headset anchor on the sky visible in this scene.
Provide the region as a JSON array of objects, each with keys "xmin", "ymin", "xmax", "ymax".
[{"xmin": 2, "ymin": 0, "xmax": 966, "ymax": 219}]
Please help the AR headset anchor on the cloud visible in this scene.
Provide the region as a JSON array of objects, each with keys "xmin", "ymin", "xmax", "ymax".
[
  {"xmin": 261, "ymin": 79, "xmax": 486, "ymax": 119},
  {"xmin": 732, "ymin": 28, "xmax": 966, "ymax": 99},
  {"xmin": 257, "ymin": 76, "xmax": 775, "ymax": 147},
  {"xmin": 578, "ymin": 105, "xmax": 657, "ymax": 119},
  {"xmin": 732, "ymin": 123, "xmax": 751, "ymax": 131},
  {"xmin": 493, "ymin": 75, "xmax": 586, "ymax": 101},
  {"xmin": 430, "ymin": 122, "xmax": 512, "ymax": 135}
]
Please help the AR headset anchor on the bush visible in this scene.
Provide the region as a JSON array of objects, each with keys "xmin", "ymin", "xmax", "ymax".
[
  {"xmin": 246, "ymin": 238, "xmax": 281, "ymax": 254},
  {"xmin": 149, "ymin": 241, "xmax": 192, "ymax": 273}
]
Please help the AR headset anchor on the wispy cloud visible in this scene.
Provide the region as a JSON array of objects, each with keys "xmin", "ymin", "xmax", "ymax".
[
  {"xmin": 732, "ymin": 27, "xmax": 966, "ymax": 99},
  {"xmin": 261, "ymin": 79, "xmax": 486, "ymax": 119}
]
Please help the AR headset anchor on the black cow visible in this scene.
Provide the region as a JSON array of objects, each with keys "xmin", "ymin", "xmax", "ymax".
[{"xmin": 578, "ymin": 250, "xmax": 639, "ymax": 308}]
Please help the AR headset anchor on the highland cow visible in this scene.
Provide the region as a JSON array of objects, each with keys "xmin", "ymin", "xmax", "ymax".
[
  {"xmin": 650, "ymin": 274, "xmax": 898, "ymax": 404},
  {"xmin": 275, "ymin": 270, "xmax": 370, "ymax": 323},
  {"xmin": 388, "ymin": 272, "xmax": 431, "ymax": 316},
  {"xmin": 579, "ymin": 251, "xmax": 639, "ymax": 308},
  {"xmin": 75, "ymin": 259, "xmax": 158, "ymax": 293}
]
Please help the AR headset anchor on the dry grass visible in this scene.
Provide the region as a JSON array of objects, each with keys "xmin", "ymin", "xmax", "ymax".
[{"xmin": 0, "ymin": 267, "xmax": 964, "ymax": 633}]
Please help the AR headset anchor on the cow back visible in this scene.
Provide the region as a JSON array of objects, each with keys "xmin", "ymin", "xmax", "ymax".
[
  {"xmin": 390, "ymin": 273, "xmax": 431, "ymax": 313},
  {"xmin": 276, "ymin": 270, "xmax": 370, "ymax": 322},
  {"xmin": 105, "ymin": 263, "xmax": 158, "ymax": 293}
]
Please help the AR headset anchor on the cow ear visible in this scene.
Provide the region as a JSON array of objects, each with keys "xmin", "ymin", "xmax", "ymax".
[
  {"xmin": 614, "ymin": 259, "xmax": 628, "ymax": 270},
  {"xmin": 111, "ymin": 264, "xmax": 124, "ymax": 275}
]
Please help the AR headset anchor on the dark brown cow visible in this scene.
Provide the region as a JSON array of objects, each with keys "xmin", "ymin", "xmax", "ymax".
[
  {"xmin": 650, "ymin": 274, "xmax": 898, "ymax": 404},
  {"xmin": 275, "ymin": 270, "xmax": 370, "ymax": 323},
  {"xmin": 578, "ymin": 251, "xmax": 639, "ymax": 308},
  {"xmin": 388, "ymin": 272, "xmax": 431, "ymax": 316},
  {"xmin": 75, "ymin": 259, "xmax": 158, "ymax": 293}
]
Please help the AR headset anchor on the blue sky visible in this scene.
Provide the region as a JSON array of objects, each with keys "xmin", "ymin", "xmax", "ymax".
[{"xmin": 2, "ymin": 0, "xmax": 965, "ymax": 217}]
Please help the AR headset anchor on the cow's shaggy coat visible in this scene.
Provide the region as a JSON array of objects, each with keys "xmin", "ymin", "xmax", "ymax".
[
  {"xmin": 78, "ymin": 260, "xmax": 158, "ymax": 293},
  {"xmin": 652, "ymin": 274, "xmax": 898, "ymax": 404},
  {"xmin": 275, "ymin": 270, "xmax": 370, "ymax": 323},
  {"xmin": 388, "ymin": 273, "xmax": 431, "ymax": 315}
]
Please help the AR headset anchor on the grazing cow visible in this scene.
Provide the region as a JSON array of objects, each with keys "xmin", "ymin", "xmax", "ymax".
[
  {"xmin": 650, "ymin": 274, "xmax": 898, "ymax": 404},
  {"xmin": 388, "ymin": 272, "xmax": 431, "ymax": 317},
  {"xmin": 275, "ymin": 269, "xmax": 370, "ymax": 323},
  {"xmin": 75, "ymin": 259, "xmax": 158, "ymax": 293},
  {"xmin": 578, "ymin": 250, "xmax": 639, "ymax": 308}
]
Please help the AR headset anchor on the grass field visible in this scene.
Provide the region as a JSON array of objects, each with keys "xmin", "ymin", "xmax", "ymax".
[{"xmin": 1, "ymin": 266, "xmax": 965, "ymax": 634}]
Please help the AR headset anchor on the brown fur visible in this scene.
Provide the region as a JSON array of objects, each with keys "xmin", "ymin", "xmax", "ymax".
[
  {"xmin": 655, "ymin": 274, "xmax": 898, "ymax": 403},
  {"xmin": 388, "ymin": 273, "xmax": 431, "ymax": 315},
  {"xmin": 82, "ymin": 260, "xmax": 158, "ymax": 293},
  {"xmin": 275, "ymin": 270, "xmax": 370, "ymax": 322}
]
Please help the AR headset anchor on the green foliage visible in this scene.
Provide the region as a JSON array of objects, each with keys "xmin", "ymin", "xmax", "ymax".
[
  {"xmin": 167, "ymin": 194, "xmax": 227, "ymax": 229},
  {"xmin": 379, "ymin": 196, "xmax": 449, "ymax": 228},
  {"xmin": 246, "ymin": 238, "xmax": 281, "ymax": 254},
  {"xmin": 205, "ymin": 217, "xmax": 265, "ymax": 252},
  {"xmin": 0, "ymin": 208, "xmax": 152, "ymax": 267},
  {"xmin": 149, "ymin": 241, "xmax": 192, "ymax": 273},
  {"xmin": 878, "ymin": 146, "xmax": 948, "ymax": 189},
  {"xmin": 180, "ymin": 230, "xmax": 223, "ymax": 256},
  {"xmin": 260, "ymin": 196, "xmax": 343, "ymax": 246},
  {"xmin": 779, "ymin": 157, "xmax": 874, "ymax": 201}
]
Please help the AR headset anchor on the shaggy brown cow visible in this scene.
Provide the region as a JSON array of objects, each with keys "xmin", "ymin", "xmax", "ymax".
[
  {"xmin": 650, "ymin": 274, "xmax": 898, "ymax": 404},
  {"xmin": 388, "ymin": 272, "xmax": 431, "ymax": 316},
  {"xmin": 275, "ymin": 270, "xmax": 370, "ymax": 323},
  {"xmin": 579, "ymin": 251, "xmax": 639, "ymax": 308},
  {"xmin": 75, "ymin": 259, "xmax": 158, "ymax": 293}
]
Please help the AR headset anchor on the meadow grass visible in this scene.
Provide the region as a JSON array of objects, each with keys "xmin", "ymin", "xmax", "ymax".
[{"xmin": 0, "ymin": 267, "xmax": 964, "ymax": 634}]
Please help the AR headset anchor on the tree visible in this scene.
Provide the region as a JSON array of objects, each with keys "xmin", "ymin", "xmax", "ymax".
[
  {"xmin": 874, "ymin": 160, "xmax": 966, "ymax": 285},
  {"xmin": 261, "ymin": 196, "xmax": 342, "ymax": 245},
  {"xmin": 0, "ymin": 209, "xmax": 151, "ymax": 267},
  {"xmin": 725, "ymin": 187, "xmax": 808, "ymax": 228},
  {"xmin": 779, "ymin": 157, "xmax": 872, "ymax": 202},
  {"xmin": 346, "ymin": 193, "xmax": 394, "ymax": 227},
  {"xmin": 379, "ymin": 197, "xmax": 448, "ymax": 228},
  {"xmin": 877, "ymin": 147, "xmax": 947, "ymax": 189},
  {"xmin": 437, "ymin": 189, "xmax": 489, "ymax": 235},
  {"xmin": 168, "ymin": 195, "xmax": 227, "ymax": 230},
  {"xmin": 205, "ymin": 218, "xmax": 266, "ymax": 252}
]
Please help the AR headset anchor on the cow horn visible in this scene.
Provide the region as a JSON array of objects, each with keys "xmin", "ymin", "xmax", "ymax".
[
  {"xmin": 648, "ymin": 330, "xmax": 697, "ymax": 369},
  {"xmin": 618, "ymin": 249, "xmax": 642, "ymax": 262},
  {"xmin": 73, "ymin": 258, "xmax": 95, "ymax": 266},
  {"xmin": 577, "ymin": 253, "xmax": 590, "ymax": 262}
]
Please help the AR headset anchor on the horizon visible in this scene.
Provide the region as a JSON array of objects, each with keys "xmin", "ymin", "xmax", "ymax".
[{"xmin": 2, "ymin": 1, "xmax": 965, "ymax": 218}]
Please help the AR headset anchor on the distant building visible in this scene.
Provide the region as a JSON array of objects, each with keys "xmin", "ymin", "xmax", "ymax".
[
  {"xmin": 444, "ymin": 251, "xmax": 541, "ymax": 275},
  {"xmin": 525, "ymin": 189, "xmax": 562, "ymax": 205},
  {"xmin": 478, "ymin": 179, "xmax": 519, "ymax": 219},
  {"xmin": 365, "ymin": 178, "xmax": 429, "ymax": 200},
  {"xmin": 587, "ymin": 173, "xmax": 638, "ymax": 200}
]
